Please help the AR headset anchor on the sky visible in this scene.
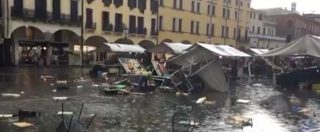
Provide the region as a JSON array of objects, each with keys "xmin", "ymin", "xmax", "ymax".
[{"xmin": 251, "ymin": 0, "xmax": 320, "ymax": 14}]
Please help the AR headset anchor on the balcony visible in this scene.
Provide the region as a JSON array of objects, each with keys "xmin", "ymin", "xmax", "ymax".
[
  {"xmin": 86, "ymin": 22, "xmax": 96, "ymax": 31},
  {"xmin": 103, "ymin": 23, "xmax": 113, "ymax": 32},
  {"xmin": 23, "ymin": 9, "xmax": 35, "ymax": 21}
]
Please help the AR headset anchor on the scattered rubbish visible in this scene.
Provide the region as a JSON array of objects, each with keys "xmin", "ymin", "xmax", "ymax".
[
  {"xmin": 196, "ymin": 97, "xmax": 207, "ymax": 104},
  {"xmin": 53, "ymin": 97, "xmax": 68, "ymax": 101},
  {"xmin": 20, "ymin": 91, "xmax": 25, "ymax": 94},
  {"xmin": 175, "ymin": 92, "xmax": 189, "ymax": 96},
  {"xmin": 103, "ymin": 88, "xmax": 119, "ymax": 96},
  {"xmin": 52, "ymin": 89, "xmax": 57, "ymax": 93},
  {"xmin": 1, "ymin": 93, "xmax": 21, "ymax": 98},
  {"xmin": 57, "ymin": 111, "xmax": 73, "ymax": 115},
  {"xmin": 13, "ymin": 122, "xmax": 34, "ymax": 128},
  {"xmin": 299, "ymin": 108, "xmax": 312, "ymax": 114},
  {"xmin": 18, "ymin": 110, "xmax": 41, "ymax": 119},
  {"xmin": 236, "ymin": 99, "xmax": 251, "ymax": 104},
  {"xmin": 50, "ymin": 83, "xmax": 55, "ymax": 86},
  {"xmin": 158, "ymin": 86, "xmax": 176, "ymax": 93},
  {"xmin": 76, "ymin": 85, "xmax": 84, "ymax": 89},
  {"xmin": 204, "ymin": 101, "xmax": 215, "ymax": 105},
  {"xmin": 179, "ymin": 120, "xmax": 200, "ymax": 127},
  {"xmin": 41, "ymin": 75, "xmax": 55, "ymax": 82},
  {"xmin": 225, "ymin": 115, "xmax": 253, "ymax": 127},
  {"xmin": 8, "ymin": 117, "xmax": 19, "ymax": 122},
  {"xmin": 92, "ymin": 84, "xmax": 100, "ymax": 87},
  {"xmin": 56, "ymin": 80, "xmax": 67, "ymax": 84},
  {"xmin": 0, "ymin": 114, "xmax": 13, "ymax": 118}
]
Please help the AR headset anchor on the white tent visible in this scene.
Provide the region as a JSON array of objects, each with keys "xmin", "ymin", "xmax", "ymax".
[
  {"xmin": 104, "ymin": 43, "xmax": 145, "ymax": 53},
  {"xmin": 169, "ymin": 43, "xmax": 251, "ymax": 66},
  {"xmin": 147, "ymin": 42, "xmax": 192, "ymax": 54},
  {"xmin": 261, "ymin": 34, "xmax": 320, "ymax": 58},
  {"xmin": 249, "ymin": 48, "xmax": 270, "ymax": 55}
]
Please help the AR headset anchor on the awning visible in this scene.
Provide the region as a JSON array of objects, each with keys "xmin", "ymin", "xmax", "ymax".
[
  {"xmin": 104, "ymin": 43, "xmax": 145, "ymax": 53},
  {"xmin": 147, "ymin": 42, "xmax": 192, "ymax": 54},
  {"xmin": 261, "ymin": 34, "xmax": 320, "ymax": 58},
  {"xmin": 168, "ymin": 43, "xmax": 250, "ymax": 66},
  {"xmin": 249, "ymin": 48, "xmax": 270, "ymax": 55},
  {"xmin": 194, "ymin": 43, "xmax": 251, "ymax": 57}
]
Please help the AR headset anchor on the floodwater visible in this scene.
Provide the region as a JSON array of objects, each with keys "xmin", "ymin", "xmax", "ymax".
[{"xmin": 0, "ymin": 67, "xmax": 319, "ymax": 132}]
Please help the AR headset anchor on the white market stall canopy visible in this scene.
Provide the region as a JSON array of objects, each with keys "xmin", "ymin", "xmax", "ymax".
[
  {"xmin": 104, "ymin": 43, "xmax": 145, "ymax": 53},
  {"xmin": 169, "ymin": 43, "xmax": 251, "ymax": 66},
  {"xmin": 249, "ymin": 48, "xmax": 270, "ymax": 55},
  {"xmin": 194, "ymin": 43, "xmax": 251, "ymax": 57},
  {"xmin": 261, "ymin": 34, "xmax": 320, "ymax": 58},
  {"xmin": 147, "ymin": 42, "xmax": 192, "ymax": 54}
]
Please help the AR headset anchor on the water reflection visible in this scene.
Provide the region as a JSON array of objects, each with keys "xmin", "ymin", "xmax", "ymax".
[{"xmin": 0, "ymin": 67, "xmax": 319, "ymax": 131}]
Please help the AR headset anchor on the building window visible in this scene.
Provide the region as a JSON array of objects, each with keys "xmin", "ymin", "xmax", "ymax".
[
  {"xmin": 151, "ymin": 18, "xmax": 157, "ymax": 35},
  {"xmin": 70, "ymin": 0, "xmax": 79, "ymax": 23},
  {"xmin": 245, "ymin": 29, "xmax": 248, "ymax": 40},
  {"xmin": 287, "ymin": 20, "xmax": 293, "ymax": 27},
  {"xmin": 223, "ymin": 8, "xmax": 230, "ymax": 19},
  {"xmin": 207, "ymin": 24, "xmax": 214, "ymax": 35},
  {"xmin": 159, "ymin": 0, "xmax": 163, "ymax": 6},
  {"xmin": 179, "ymin": 0, "xmax": 183, "ymax": 10},
  {"xmin": 137, "ymin": 17, "xmax": 144, "ymax": 34},
  {"xmin": 253, "ymin": 13, "xmax": 256, "ymax": 19},
  {"xmin": 263, "ymin": 27, "xmax": 266, "ymax": 35},
  {"xmin": 191, "ymin": 20, "xmax": 194, "ymax": 34},
  {"xmin": 237, "ymin": 28, "xmax": 241, "ymax": 40},
  {"xmin": 196, "ymin": 21, "xmax": 199, "ymax": 34},
  {"xmin": 257, "ymin": 27, "xmax": 260, "ymax": 34},
  {"xmin": 114, "ymin": 0, "xmax": 123, "ymax": 8},
  {"xmin": 178, "ymin": 19, "xmax": 182, "ymax": 32},
  {"xmin": 197, "ymin": 2, "xmax": 200, "ymax": 13},
  {"xmin": 102, "ymin": 0, "xmax": 112, "ymax": 7},
  {"xmin": 207, "ymin": 4, "xmax": 215, "ymax": 16},
  {"xmin": 252, "ymin": 26, "xmax": 255, "ymax": 33},
  {"xmin": 129, "ymin": 15, "xmax": 136, "ymax": 33},
  {"xmin": 86, "ymin": 8, "xmax": 93, "ymax": 28},
  {"xmin": 191, "ymin": 1, "xmax": 195, "ymax": 12},
  {"xmin": 222, "ymin": 26, "xmax": 229, "ymax": 37},
  {"xmin": 235, "ymin": 11, "xmax": 238, "ymax": 20},
  {"xmin": 159, "ymin": 16, "xmax": 163, "ymax": 30},
  {"xmin": 35, "ymin": 0, "xmax": 47, "ymax": 20},
  {"xmin": 233, "ymin": 28, "xmax": 237, "ymax": 39},
  {"xmin": 258, "ymin": 14, "xmax": 263, "ymax": 21},
  {"xmin": 172, "ymin": 18, "xmax": 176, "ymax": 32},
  {"xmin": 102, "ymin": 11, "xmax": 111, "ymax": 31},
  {"xmin": 52, "ymin": 0, "xmax": 61, "ymax": 20},
  {"xmin": 115, "ymin": 13, "xmax": 123, "ymax": 32},
  {"xmin": 250, "ymin": 12, "xmax": 252, "ymax": 19},
  {"xmin": 173, "ymin": 0, "xmax": 177, "ymax": 9}
]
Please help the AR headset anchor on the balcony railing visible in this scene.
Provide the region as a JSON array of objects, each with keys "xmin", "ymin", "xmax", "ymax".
[
  {"xmin": 103, "ymin": 23, "xmax": 113, "ymax": 32},
  {"xmin": 23, "ymin": 9, "xmax": 35, "ymax": 20},
  {"xmin": 86, "ymin": 22, "xmax": 97, "ymax": 30}
]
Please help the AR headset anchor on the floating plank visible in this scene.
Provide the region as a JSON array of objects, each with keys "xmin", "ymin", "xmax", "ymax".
[
  {"xmin": 196, "ymin": 97, "xmax": 207, "ymax": 104},
  {"xmin": 1, "ymin": 93, "xmax": 21, "ymax": 98},
  {"xmin": 53, "ymin": 97, "xmax": 68, "ymax": 101},
  {"xmin": 57, "ymin": 111, "xmax": 73, "ymax": 115},
  {"xmin": 0, "ymin": 114, "xmax": 13, "ymax": 118},
  {"xmin": 236, "ymin": 99, "xmax": 251, "ymax": 104},
  {"xmin": 13, "ymin": 122, "xmax": 33, "ymax": 128}
]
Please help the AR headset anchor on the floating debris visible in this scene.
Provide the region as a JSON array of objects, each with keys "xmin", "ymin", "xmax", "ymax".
[
  {"xmin": 53, "ymin": 97, "xmax": 68, "ymax": 101},
  {"xmin": 236, "ymin": 99, "xmax": 251, "ymax": 104},
  {"xmin": 1, "ymin": 93, "xmax": 21, "ymax": 98},
  {"xmin": 52, "ymin": 89, "xmax": 57, "ymax": 93},
  {"xmin": 196, "ymin": 97, "xmax": 207, "ymax": 104},
  {"xmin": 76, "ymin": 85, "xmax": 84, "ymax": 89},
  {"xmin": 204, "ymin": 101, "xmax": 215, "ymax": 105},
  {"xmin": 12, "ymin": 122, "xmax": 34, "ymax": 128},
  {"xmin": 0, "ymin": 114, "xmax": 13, "ymax": 118},
  {"xmin": 20, "ymin": 91, "xmax": 25, "ymax": 94},
  {"xmin": 57, "ymin": 111, "xmax": 73, "ymax": 115},
  {"xmin": 225, "ymin": 115, "xmax": 253, "ymax": 127}
]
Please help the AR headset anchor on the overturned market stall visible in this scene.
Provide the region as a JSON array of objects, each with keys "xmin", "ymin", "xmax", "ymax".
[
  {"xmin": 104, "ymin": 43, "xmax": 146, "ymax": 53},
  {"xmin": 260, "ymin": 34, "xmax": 320, "ymax": 87},
  {"xmin": 168, "ymin": 43, "xmax": 250, "ymax": 92},
  {"xmin": 249, "ymin": 48, "xmax": 270, "ymax": 55}
]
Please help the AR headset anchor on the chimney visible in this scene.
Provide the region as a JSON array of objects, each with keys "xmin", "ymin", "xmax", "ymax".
[{"xmin": 291, "ymin": 2, "xmax": 296, "ymax": 12}]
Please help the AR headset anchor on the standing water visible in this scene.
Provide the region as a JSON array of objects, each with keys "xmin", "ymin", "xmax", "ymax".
[{"xmin": 0, "ymin": 67, "xmax": 319, "ymax": 132}]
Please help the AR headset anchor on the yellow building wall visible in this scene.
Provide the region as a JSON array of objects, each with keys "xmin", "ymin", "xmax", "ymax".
[
  {"xmin": 84, "ymin": 0, "xmax": 157, "ymax": 45},
  {"xmin": 159, "ymin": 0, "xmax": 251, "ymax": 47}
]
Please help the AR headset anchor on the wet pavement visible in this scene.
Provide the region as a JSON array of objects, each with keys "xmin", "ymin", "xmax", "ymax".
[{"xmin": 0, "ymin": 67, "xmax": 320, "ymax": 131}]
